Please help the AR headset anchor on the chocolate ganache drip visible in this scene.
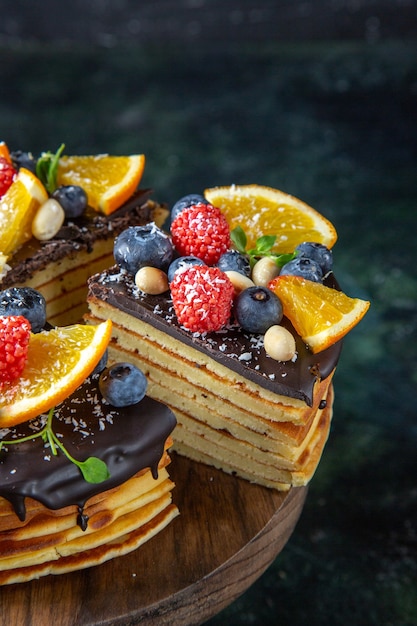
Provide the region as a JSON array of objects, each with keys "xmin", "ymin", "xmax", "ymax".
[{"xmin": 0, "ymin": 374, "xmax": 176, "ymax": 528}]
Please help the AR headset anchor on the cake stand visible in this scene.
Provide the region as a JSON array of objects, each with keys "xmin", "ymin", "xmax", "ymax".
[{"xmin": 0, "ymin": 453, "xmax": 307, "ymax": 626}]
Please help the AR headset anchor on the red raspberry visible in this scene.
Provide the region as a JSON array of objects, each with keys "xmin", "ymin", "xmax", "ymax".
[
  {"xmin": 170, "ymin": 265, "xmax": 234, "ymax": 333},
  {"xmin": 0, "ymin": 157, "xmax": 17, "ymax": 197},
  {"xmin": 0, "ymin": 315, "xmax": 31, "ymax": 387},
  {"xmin": 170, "ymin": 203, "xmax": 231, "ymax": 265}
]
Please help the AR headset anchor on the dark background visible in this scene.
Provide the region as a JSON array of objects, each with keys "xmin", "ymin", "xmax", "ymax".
[{"xmin": 1, "ymin": 2, "xmax": 417, "ymax": 625}]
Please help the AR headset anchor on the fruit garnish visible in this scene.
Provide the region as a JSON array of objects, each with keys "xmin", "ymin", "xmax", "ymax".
[
  {"xmin": 0, "ymin": 156, "xmax": 16, "ymax": 196},
  {"xmin": 99, "ymin": 362, "xmax": 148, "ymax": 407},
  {"xmin": 0, "ymin": 167, "xmax": 49, "ymax": 256},
  {"xmin": 0, "ymin": 406, "xmax": 110, "ymax": 484},
  {"xmin": 170, "ymin": 265, "xmax": 234, "ymax": 333},
  {"xmin": 0, "ymin": 141, "xmax": 12, "ymax": 163},
  {"xmin": 268, "ymin": 275, "xmax": 370, "ymax": 353},
  {"xmin": 0, "ymin": 315, "xmax": 31, "ymax": 387},
  {"xmin": 0, "ymin": 319, "xmax": 113, "ymax": 428},
  {"xmin": 171, "ymin": 202, "xmax": 231, "ymax": 265},
  {"xmin": 204, "ymin": 184, "xmax": 337, "ymax": 254},
  {"xmin": 57, "ymin": 153, "xmax": 145, "ymax": 215}
]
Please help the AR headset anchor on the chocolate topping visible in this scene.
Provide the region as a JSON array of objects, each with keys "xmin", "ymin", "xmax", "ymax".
[
  {"xmin": 88, "ymin": 266, "xmax": 343, "ymax": 406},
  {"xmin": 1, "ymin": 191, "xmax": 163, "ymax": 287},
  {"xmin": 0, "ymin": 374, "xmax": 176, "ymax": 523}
]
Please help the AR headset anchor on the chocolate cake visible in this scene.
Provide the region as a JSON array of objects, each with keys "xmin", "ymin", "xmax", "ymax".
[
  {"xmin": 86, "ymin": 266, "xmax": 340, "ymax": 490},
  {"xmin": 0, "ymin": 372, "xmax": 178, "ymax": 585}
]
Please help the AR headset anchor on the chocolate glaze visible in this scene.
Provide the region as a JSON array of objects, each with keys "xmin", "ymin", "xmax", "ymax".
[
  {"xmin": 0, "ymin": 373, "xmax": 176, "ymax": 524},
  {"xmin": 1, "ymin": 190, "xmax": 165, "ymax": 286},
  {"xmin": 88, "ymin": 266, "xmax": 343, "ymax": 406}
]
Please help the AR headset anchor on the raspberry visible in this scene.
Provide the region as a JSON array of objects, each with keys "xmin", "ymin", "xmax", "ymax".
[
  {"xmin": 0, "ymin": 157, "xmax": 17, "ymax": 197},
  {"xmin": 170, "ymin": 203, "xmax": 231, "ymax": 265},
  {"xmin": 0, "ymin": 315, "xmax": 31, "ymax": 387},
  {"xmin": 170, "ymin": 265, "xmax": 234, "ymax": 333}
]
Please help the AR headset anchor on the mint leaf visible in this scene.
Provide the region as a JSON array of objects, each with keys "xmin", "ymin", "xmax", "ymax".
[
  {"xmin": 230, "ymin": 225, "xmax": 247, "ymax": 253},
  {"xmin": 36, "ymin": 143, "xmax": 65, "ymax": 194},
  {"xmin": 78, "ymin": 457, "xmax": 111, "ymax": 484}
]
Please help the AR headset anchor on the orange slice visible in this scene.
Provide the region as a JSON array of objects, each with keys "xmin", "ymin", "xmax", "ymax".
[
  {"xmin": 269, "ymin": 275, "xmax": 370, "ymax": 353},
  {"xmin": 0, "ymin": 141, "xmax": 12, "ymax": 163},
  {"xmin": 57, "ymin": 154, "xmax": 145, "ymax": 215},
  {"xmin": 0, "ymin": 168, "xmax": 49, "ymax": 256},
  {"xmin": 0, "ymin": 320, "xmax": 112, "ymax": 428},
  {"xmin": 204, "ymin": 184, "xmax": 337, "ymax": 254}
]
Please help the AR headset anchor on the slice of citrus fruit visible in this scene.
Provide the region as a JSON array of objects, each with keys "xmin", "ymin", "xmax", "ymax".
[
  {"xmin": 269, "ymin": 275, "xmax": 370, "ymax": 353},
  {"xmin": 0, "ymin": 319, "xmax": 112, "ymax": 428},
  {"xmin": 0, "ymin": 167, "xmax": 49, "ymax": 256},
  {"xmin": 204, "ymin": 184, "xmax": 337, "ymax": 254},
  {"xmin": 57, "ymin": 154, "xmax": 145, "ymax": 215},
  {"xmin": 0, "ymin": 141, "xmax": 12, "ymax": 163}
]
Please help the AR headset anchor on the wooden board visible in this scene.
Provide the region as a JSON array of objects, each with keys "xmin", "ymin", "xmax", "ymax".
[{"xmin": 0, "ymin": 453, "xmax": 307, "ymax": 626}]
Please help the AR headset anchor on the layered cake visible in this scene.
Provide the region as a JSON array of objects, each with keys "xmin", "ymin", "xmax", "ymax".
[
  {"xmin": 0, "ymin": 292, "xmax": 178, "ymax": 585},
  {"xmin": 86, "ymin": 185, "xmax": 370, "ymax": 490},
  {"xmin": 0, "ymin": 142, "xmax": 167, "ymax": 326}
]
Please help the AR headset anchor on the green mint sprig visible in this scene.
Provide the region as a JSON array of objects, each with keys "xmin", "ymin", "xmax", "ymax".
[
  {"xmin": 231, "ymin": 225, "xmax": 296, "ymax": 268},
  {"xmin": 0, "ymin": 407, "xmax": 110, "ymax": 484},
  {"xmin": 35, "ymin": 143, "xmax": 65, "ymax": 194}
]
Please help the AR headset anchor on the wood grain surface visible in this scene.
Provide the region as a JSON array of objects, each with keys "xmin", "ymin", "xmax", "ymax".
[{"xmin": 0, "ymin": 453, "xmax": 307, "ymax": 626}]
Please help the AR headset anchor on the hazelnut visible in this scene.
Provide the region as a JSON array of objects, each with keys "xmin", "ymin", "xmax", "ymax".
[
  {"xmin": 264, "ymin": 325, "xmax": 296, "ymax": 361},
  {"xmin": 32, "ymin": 199, "xmax": 65, "ymax": 241},
  {"xmin": 252, "ymin": 256, "xmax": 280, "ymax": 287},
  {"xmin": 225, "ymin": 271, "xmax": 255, "ymax": 295},
  {"xmin": 135, "ymin": 266, "xmax": 169, "ymax": 295}
]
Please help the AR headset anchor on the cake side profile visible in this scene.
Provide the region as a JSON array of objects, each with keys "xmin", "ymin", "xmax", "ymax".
[
  {"xmin": 0, "ymin": 290, "xmax": 178, "ymax": 585},
  {"xmin": 0, "ymin": 143, "xmax": 167, "ymax": 326},
  {"xmin": 86, "ymin": 185, "xmax": 369, "ymax": 490}
]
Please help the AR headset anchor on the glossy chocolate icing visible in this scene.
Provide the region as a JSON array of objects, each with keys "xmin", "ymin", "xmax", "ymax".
[
  {"xmin": 88, "ymin": 266, "xmax": 343, "ymax": 406},
  {"xmin": 0, "ymin": 373, "xmax": 176, "ymax": 523}
]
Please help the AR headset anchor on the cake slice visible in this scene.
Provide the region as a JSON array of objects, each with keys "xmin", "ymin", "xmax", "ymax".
[
  {"xmin": 86, "ymin": 185, "xmax": 369, "ymax": 490},
  {"xmin": 0, "ymin": 144, "xmax": 167, "ymax": 326},
  {"xmin": 0, "ymin": 298, "xmax": 178, "ymax": 585}
]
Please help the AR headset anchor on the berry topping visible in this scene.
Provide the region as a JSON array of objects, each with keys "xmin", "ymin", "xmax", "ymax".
[
  {"xmin": 99, "ymin": 362, "xmax": 148, "ymax": 407},
  {"xmin": 171, "ymin": 193, "xmax": 210, "ymax": 222},
  {"xmin": 52, "ymin": 185, "xmax": 88, "ymax": 218},
  {"xmin": 170, "ymin": 203, "xmax": 231, "ymax": 266},
  {"xmin": 0, "ymin": 315, "xmax": 31, "ymax": 387},
  {"xmin": 170, "ymin": 265, "xmax": 234, "ymax": 333},
  {"xmin": 217, "ymin": 249, "xmax": 251, "ymax": 277},
  {"xmin": 114, "ymin": 223, "xmax": 174, "ymax": 275},
  {"xmin": 280, "ymin": 256, "xmax": 323, "ymax": 282},
  {"xmin": 0, "ymin": 287, "xmax": 46, "ymax": 333},
  {"xmin": 10, "ymin": 150, "xmax": 37, "ymax": 174},
  {"xmin": 167, "ymin": 255, "xmax": 205, "ymax": 283},
  {"xmin": 295, "ymin": 241, "xmax": 333, "ymax": 274},
  {"xmin": 0, "ymin": 157, "xmax": 16, "ymax": 197},
  {"xmin": 233, "ymin": 286, "xmax": 283, "ymax": 334}
]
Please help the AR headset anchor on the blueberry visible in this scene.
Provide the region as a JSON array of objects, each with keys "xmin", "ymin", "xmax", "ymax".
[
  {"xmin": 99, "ymin": 362, "xmax": 148, "ymax": 407},
  {"xmin": 114, "ymin": 223, "xmax": 174, "ymax": 275},
  {"xmin": 295, "ymin": 242, "xmax": 333, "ymax": 274},
  {"xmin": 171, "ymin": 194, "xmax": 210, "ymax": 222},
  {"xmin": 167, "ymin": 256, "xmax": 205, "ymax": 283},
  {"xmin": 52, "ymin": 185, "xmax": 88, "ymax": 219},
  {"xmin": 217, "ymin": 250, "xmax": 251, "ymax": 277},
  {"xmin": 10, "ymin": 150, "xmax": 37, "ymax": 174},
  {"xmin": 234, "ymin": 286, "xmax": 283, "ymax": 334},
  {"xmin": 280, "ymin": 257, "xmax": 323, "ymax": 282},
  {"xmin": 0, "ymin": 287, "xmax": 46, "ymax": 333}
]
